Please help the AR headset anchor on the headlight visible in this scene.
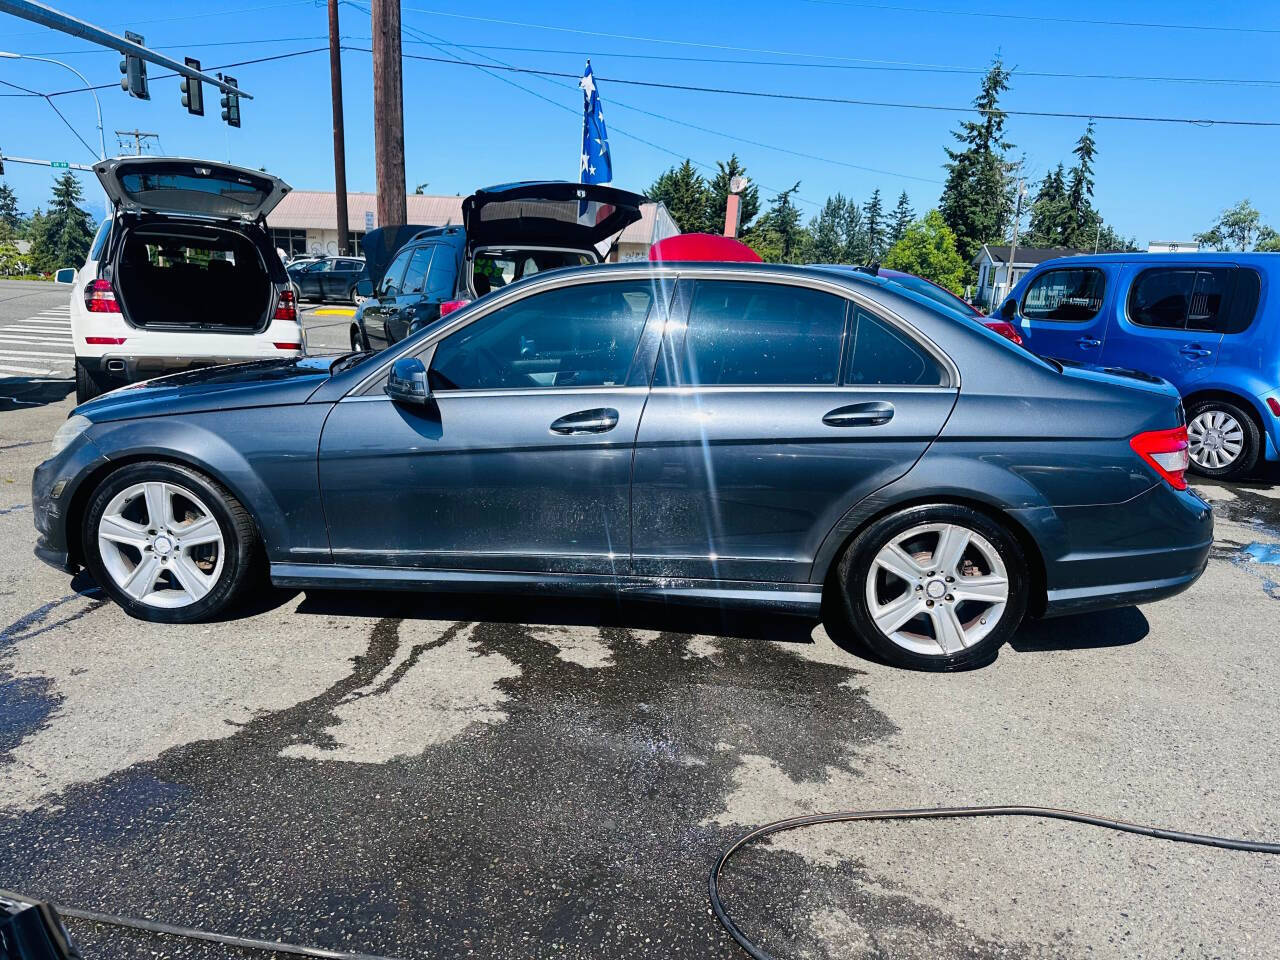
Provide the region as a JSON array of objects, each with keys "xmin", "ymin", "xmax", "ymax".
[{"xmin": 50, "ymin": 415, "xmax": 91, "ymax": 458}]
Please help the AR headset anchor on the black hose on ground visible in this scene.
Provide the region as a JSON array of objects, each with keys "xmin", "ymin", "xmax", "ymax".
[{"xmin": 708, "ymin": 804, "xmax": 1280, "ymax": 960}]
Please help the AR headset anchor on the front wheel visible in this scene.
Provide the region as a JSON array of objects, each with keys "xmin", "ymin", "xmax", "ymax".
[
  {"xmin": 350, "ymin": 325, "xmax": 366, "ymax": 352},
  {"xmin": 1186, "ymin": 399, "xmax": 1260, "ymax": 481},
  {"xmin": 82, "ymin": 462, "xmax": 260, "ymax": 623},
  {"xmin": 837, "ymin": 504, "xmax": 1029, "ymax": 671}
]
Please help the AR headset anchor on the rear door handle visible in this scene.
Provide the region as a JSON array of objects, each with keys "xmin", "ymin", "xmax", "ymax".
[
  {"xmin": 823, "ymin": 401, "xmax": 894, "ymax": 427},
  {"xmin": 1076, "ymin": 337, "xmax": 1102, "ymax": 349},
  {"xmin": 1179, "ymin": 344, "xmax": 1213, "ymax": 358},
  {"xmin": 550, "ymin": 407, "xmax": 620, "ymax": 435}
]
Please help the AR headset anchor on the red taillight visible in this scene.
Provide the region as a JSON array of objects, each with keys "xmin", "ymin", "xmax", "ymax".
[
  {"xmin": 85, "ymin": 278, "xmax": 120, "ymax": 313},
  {"xmin": 440, "ymin": 298, "xmax": 471, "ymax": 317},
  {"xmin": 1130, "ymin": 426, "xmax": 1190, "ymax": 490},
  {"xmin": 1268, "ymin": 397, "xmax": 1280, "ymax": 417},
  {"xmin": 273, "ymin": 342, "xmax": 302, "ymax": 351},
  {"xmin": 273, "ymin": 288, "xmax": 297, "ymax": 323},
  {"xmin": 84, "ymin": 336, "xmax": 127, "ymax": 345},
  {"xmin": 982, "ymin": 319, "xmax": 1024, "ymax": 346}
]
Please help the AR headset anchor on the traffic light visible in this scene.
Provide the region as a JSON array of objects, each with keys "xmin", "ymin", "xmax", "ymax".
[
  {"xmin": 180, "ymin": 57, "xmax": 204, "ymax": 116},
  {"xmin": 118, "ymin": 31, "xmax": 150, "ymax": 100},
  {"xmin": 219, "ymin": 75, "xmax": 241, "ymax": 128}
]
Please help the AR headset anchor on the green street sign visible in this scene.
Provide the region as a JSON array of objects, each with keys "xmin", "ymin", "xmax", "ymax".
[{"xmin": 50, "ymin": 161, "xmax": 69, "ymax": 168}]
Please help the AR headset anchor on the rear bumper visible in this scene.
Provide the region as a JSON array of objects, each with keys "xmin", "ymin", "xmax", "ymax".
[
  {"xmin": 1019, "ymin": 483, "xmax": 1213, "ymax": 619},
  {"xmin": 78, "ymin": 352, "xmax": 300, "ymax": 387}
]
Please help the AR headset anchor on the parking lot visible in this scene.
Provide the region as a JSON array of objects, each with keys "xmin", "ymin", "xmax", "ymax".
[{"xmin": 1, "ymin": 278, "xmax": 1279, "ymax": 959}]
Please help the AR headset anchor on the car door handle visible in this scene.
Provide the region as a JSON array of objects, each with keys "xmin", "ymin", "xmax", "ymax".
[
  {"xmin": 1076, "ymin": 337, "xmax": 1102, "ymax": 349},
  {"xmin": 823, "ymin": 401, "xmax": 894, "ymax": 427},
  {"xmin": 1179, "ymin": 345, "xmax": 1213, "ymax": 358},
  {"xmin": 550, "ymin": 408, "xmax": 620, "ymax": 435}
]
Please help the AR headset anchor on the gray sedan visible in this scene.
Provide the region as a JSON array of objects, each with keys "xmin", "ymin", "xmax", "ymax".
[{"xmin": 32, "ymin": 263, "xmax": 1212, "ymax": 670}]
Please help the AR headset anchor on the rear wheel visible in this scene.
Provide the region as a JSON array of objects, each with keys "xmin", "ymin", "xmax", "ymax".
[
  {"xmin": 75, "ymin": 359, "xmax": 104, "ymax": 404},
  {"xmin": 837, "ymin": 504, "xmax": 1029, "ymax": 671},
  {"xmin": 350, "ymin": 325, "xmax": 366, "ymax": 352},
  {"xmin": 82, "ymin": 462, "xmax": 260, "ymax": 623},
  {"xmin": 1186, "ymin": 398, "xmax": 1260, "ymax": 480}
]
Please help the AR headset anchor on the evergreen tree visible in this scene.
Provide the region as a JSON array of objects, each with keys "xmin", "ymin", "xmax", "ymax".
[
  {"xmin": 1025, "ymin": 164, "xmax": 1070, "ymax": 247},
  {"xmin": 883, "ymin": 209, "xmax": 966, "ymax": 294},
  {"xmin": 840, "ymin": 202, "xmax": 868, "ymax": 264},
  {"xmin": 939, "ymin": 56, "xmax": 1015, "ymax": 268},
  {"xmin": 0, "ymin": 182, "xmax": 21, "ymax": 241},
  {"xmin": 745, "ymin": 182, "xmax": 805, "ymax": 263},
  {"xmin": 863, "ymin": 188, "xmax": 885, "ymax": 262},
  {"xmin": 807, "ymin": 194, "xmax": 848, "ymax": 263},
  {"xmin": 888, "ymin": 191, "xmax": 914, "ymax": 247},
  {"xmin": 29, "ymin": 171, "xmax": 95, "ymax": 272},
  {"xmin": 706, "ymin": 154, "xmax": 760, "ymax": 233},
  {"xmin": 647, "ymin": 160, "xmax": 711, "ymax": 234}
]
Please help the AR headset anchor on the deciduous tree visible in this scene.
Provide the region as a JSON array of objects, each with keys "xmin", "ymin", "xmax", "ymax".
[{"xmin": 882, "ymin": 209, "xmax": 966, "ymax": 294}]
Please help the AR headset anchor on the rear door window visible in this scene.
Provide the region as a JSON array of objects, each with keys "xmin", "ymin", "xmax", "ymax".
[
  {"xmin": 845, "ymin": 309, "xmax": 946, "ymax": 386},
  {"xmin": 400, "ymin": 246, "xmax": 434, "ymax": 296},
  {"xmin": 1022, "ymin": 268, "xmax": 1106, "ymax": 322},
  {"xmin": 676, "ymin": 280, "xmax": 847, "ymax": 386},
  {"xmin": 377, "ymin": 249, "xmax": 413, "ymax": 297},
  {"xmin": 425, "ymin": 247, "xmax": 458, "ymax": 299},
  {"xmin": 1128, "ymin": 267, "xmax": 1253, "ymax": 332},
  {"xmin": 1129, "ymin": 269, "xmax": 1196, "ymax": 329}
]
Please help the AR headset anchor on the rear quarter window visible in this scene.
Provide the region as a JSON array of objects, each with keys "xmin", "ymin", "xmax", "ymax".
[{"xmin": 1022, "ymin": 267, "xmax": 1106, "ymax": 322}]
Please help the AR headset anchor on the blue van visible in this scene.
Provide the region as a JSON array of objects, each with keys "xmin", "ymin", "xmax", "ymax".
[{"xmin": 998, "ymin": 253, "xmax": 1280, "ymax": 479}]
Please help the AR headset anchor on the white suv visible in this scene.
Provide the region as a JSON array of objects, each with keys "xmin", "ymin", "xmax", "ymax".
[{"xmin": 70, "ymin": 157, "xmax": 302, "ymax": 402}]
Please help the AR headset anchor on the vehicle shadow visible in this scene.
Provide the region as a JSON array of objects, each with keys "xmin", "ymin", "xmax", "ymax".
[
  {"xmin": 0, "ymin": 376, "xmax": 74, "ymax": 412},
  {"xmin": 293, "ymin": 588, "xmax": 822, "ymax": 644},
  {"xmin": 1008, "ymin": 605, "xmax": 1149, "ymax": 652}
]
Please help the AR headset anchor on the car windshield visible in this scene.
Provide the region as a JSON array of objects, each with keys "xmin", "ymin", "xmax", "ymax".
[
  {"xmin": 472, "ymin": 248, "xmax": 594, "ymax": 293},
  {"xmin": 885, "ymin": 273, "xmax": 982, "ymax": 317}
]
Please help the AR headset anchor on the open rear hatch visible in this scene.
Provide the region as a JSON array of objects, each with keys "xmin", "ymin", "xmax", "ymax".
[
  {"xmin": 94, "ymin": 157, "xmax": 290, "ymax": 222},
  {"xmin": 462, "ymin": 181, "xmax": 646, "ymax": 255}
]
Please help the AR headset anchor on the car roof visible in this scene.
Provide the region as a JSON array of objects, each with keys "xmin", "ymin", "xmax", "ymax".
[{"xmin": 1035, "ymin": 252, "xmax": 1280, "ymax": 269}]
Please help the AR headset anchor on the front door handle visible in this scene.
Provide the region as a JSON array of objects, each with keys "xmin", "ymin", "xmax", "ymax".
[
  {"xmin": 550, "ymin": 407, "xmax": 620, "ymax": 435},
  {"xmin": 1076, "ymin": 336, "xmax": 1102, "ymax": 349},
  {"xmin": 1179, "ymin": 344, "xmax": 1213, "ymax": 358},
  {"xmin": 823, "ymin": 400, "xmax": 894, "ymax": 427}
]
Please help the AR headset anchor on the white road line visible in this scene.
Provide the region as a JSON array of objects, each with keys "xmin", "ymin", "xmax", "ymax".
[
  {"xmin": 0, "ymin": 338, "xmax": 73, "ymax": 348},
  {"xmin": 1, "ymin": 327, "xmax": 73, "ymax": 335},
  {"xmin": 20, "ymin": 319, "xmax": 72, "ymax": 325},
  {"xmin": 0, "ymin": 349, "xmax": 75, "ymax": 360},
  {"xmin": 0, "ymin": 363, "xmax": 58, "ymax": 376}
]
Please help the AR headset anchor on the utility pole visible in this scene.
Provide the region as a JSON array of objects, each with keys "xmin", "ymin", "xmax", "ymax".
[
  {"xmin": 328, "ymin": 0, "xmax": 350, "ymax": 256},
  {"xmin": 114, "ymin": 128, "xmax": 158, "ymax": 155},
  {"xmin": 371, "ymin": 0, "xmax": 406, "ymax": 240},
  {"xmin": 1005, "ymin": 176, "xmax": 1026, "ymax": 303}
]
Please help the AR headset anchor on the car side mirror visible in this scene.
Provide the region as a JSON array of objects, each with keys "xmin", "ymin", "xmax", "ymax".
[
  {"xmin": 385, "ymin": 356, "xmax": 431, "ymax": 406},
  {"xmin": 999, "ymin": 299, "xmax": 1017, "ymax": 320},
  {"xmin": 54, "ymin": 268, "xmax": 75, "ymax": 285}
]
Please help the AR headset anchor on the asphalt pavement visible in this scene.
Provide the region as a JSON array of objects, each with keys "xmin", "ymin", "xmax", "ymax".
[{"xmin": 1, "ymin": 279, "xmax": 1279, "ymax": 959}]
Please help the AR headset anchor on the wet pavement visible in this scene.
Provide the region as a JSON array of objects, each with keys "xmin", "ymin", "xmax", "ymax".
[{"xmin": 2, "ymin": 392, "xmax": 1279, "ymax": 959}]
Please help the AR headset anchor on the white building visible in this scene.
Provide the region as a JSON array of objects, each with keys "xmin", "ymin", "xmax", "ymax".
[
  {"xmin": 265, "ymin": 190, "xmax": 679, "ymax": 262},
  {"xmin": 971, "ymin": 244, "xmax": 1084, "ymax": 308}
]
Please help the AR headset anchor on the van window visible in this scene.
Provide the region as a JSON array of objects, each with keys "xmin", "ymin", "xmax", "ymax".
[
  {"xmin": 400, "ymin": 246, "xmax": 434, "ymax": 296},
  {"xmin": 845, "ymin": 309, "xmax": 946, "ymax": 386},
  {"xmin": 677, "ymin": 280, "xmax": 847, "ymax": 386},
  {"xmin": 1021, "ymin": 268, "xmax": 1106, "ymax": 322},
  {"xmin": 377, "ymin": 248, "xmax": 413, "ymax": 297},
  {"xmin": 1128, "ymin": 267, "xmax": 1255, "ymax": 333},
  {"xmin": 425, "ymin": 247, "xmax": 457, "ymax": 299}
]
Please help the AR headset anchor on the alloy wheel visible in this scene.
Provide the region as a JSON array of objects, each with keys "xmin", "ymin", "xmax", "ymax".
[
  {"xmin": 96, "ymin": 481, "xmax": 225, "ymax": 608},
  {"xmin": 864, "ymin": 522, "xmax": 1009, "ymax": 656},
  {"xmin": 1187, "ymin": 410, "xmax": 1244, "ymax": 470}
]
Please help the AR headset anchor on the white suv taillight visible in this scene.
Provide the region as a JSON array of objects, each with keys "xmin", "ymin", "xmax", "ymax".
[
  {"xmin": 1130, "ymin": 426, "xmax": 1190, "ymax": 490},
  {"xmin": 85, "ymin": 278, "xmax": 120, "ymax": 313},
  {"xmin": 273, "ymin": 288, "xmax": 297, "ymax": 323}
]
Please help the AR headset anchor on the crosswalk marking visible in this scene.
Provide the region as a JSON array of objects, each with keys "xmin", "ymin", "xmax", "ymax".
[
  {"xmin": 0, "ymin": 310, "xmax": 76, "ymax": 379},
  {"xmin": 0, "ymin": 349, "xmax": 75, "ymax": 359},
  {"xmin": 0, "ymin": 338, "xmax": 72, "ymax": 348}
]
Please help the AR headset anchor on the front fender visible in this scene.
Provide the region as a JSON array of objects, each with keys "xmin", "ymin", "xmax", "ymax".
[{"xmin": 85, "ymin": 404, "xmax": 332, "ymax": 562}]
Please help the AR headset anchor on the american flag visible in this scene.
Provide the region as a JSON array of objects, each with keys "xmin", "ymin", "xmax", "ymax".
[{"xmin": 578, "ymin": 60, "xmax": 611, "ymax": 185}]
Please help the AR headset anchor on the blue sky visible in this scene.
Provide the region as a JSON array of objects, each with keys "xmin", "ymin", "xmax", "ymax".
[{"xmin": 3, "ymin": 0, "xmax": 1279, "ymax": 244}]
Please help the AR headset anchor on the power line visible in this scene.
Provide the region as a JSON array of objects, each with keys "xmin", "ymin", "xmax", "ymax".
[
  {"xmin": 0, "ymin": 0, "xmax": 317, "ymax": 41},
  {"xmin": 346, "ymin": 48, "xmax": 1280, "ymax": 128},
  {"xmin": 17, "ymin": 35, "xmax": 330, "ymax": 57},
  {"xmin": 0, "ymin": 76, "xmax": 99, "ymax": 159},
  {"xmin": 794, "ymin": 0, "xmax": 1280, "ymax": 35}
]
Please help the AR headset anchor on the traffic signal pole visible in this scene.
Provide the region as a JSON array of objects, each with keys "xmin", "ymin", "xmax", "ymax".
[
  {"xmin": 328, "ymin": 0, "xmax": 350, "ymax": 257},
  {"xmin": 371, "ymin": 0, "xmax": 406, "ymax": 236}
]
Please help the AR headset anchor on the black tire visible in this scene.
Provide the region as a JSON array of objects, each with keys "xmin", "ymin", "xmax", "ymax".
[
  {"xmin": 347, "ymin": 284, "xmax": 359, "ymax": 305},
  {"xmin": 1185, "ymin": 398, "xmax": 1260, "ymax": 481},
  {"xmin": 836, "ymin": 504, "xmax": 1029, "ymax": 671},
  {"xmin": 82, "ymin": 461, "xmax": 260, "ymax": 623},
  {"xmin": 75, "ymin": 360, "xmax": 104, "ymax": 404},
  {"xmin": 350, "ymin": 325, "xmax": 366, "ymax": 352}
]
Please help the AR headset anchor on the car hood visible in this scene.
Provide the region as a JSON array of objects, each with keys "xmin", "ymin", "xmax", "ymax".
[{"xmin": 76, "ymin": 356, "xmax": 336, "ymax": 422}]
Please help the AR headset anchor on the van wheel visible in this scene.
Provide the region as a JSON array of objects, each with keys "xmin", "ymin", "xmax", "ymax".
[
  {"xmin": 836, "ymin": 504, "xmax": 1029, "ymax": 671},
  {"xmin": 75, "ymin": 360, "xmax": 104, "ymax": 403},
  {"xmin": 1186, "ymin": 399, "xmax": 1260, "ymax": 480},
  {"xmin": 82, "ymin": 461, "xmax": 260, "ymax": 623}
]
